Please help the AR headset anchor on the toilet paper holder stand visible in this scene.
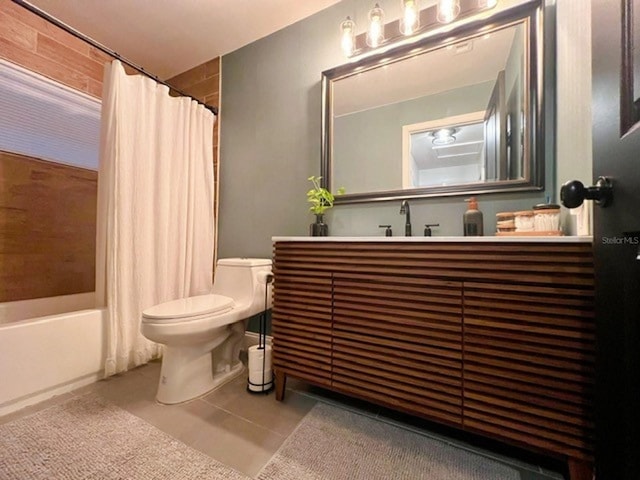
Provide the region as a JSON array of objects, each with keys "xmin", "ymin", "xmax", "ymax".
[{"xmin": 247, "ymin": 274, "xmax": 274, "ymax": 394}]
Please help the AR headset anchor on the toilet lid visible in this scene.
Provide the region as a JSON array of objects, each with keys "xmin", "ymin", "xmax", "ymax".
[{"xmin": 142, "ymin": 294, "xmax": 234, "ymax": 321}]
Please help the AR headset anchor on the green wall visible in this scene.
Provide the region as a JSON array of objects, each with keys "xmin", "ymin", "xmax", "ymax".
[{"xmin": 219, "ymin": 3, "xmax": 348, "ymax": 258}]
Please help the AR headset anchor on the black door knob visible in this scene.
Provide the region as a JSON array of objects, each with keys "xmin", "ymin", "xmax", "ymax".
[{"xmin": 560, "ymin": 177, "xmax": 613, "ymax": 208}]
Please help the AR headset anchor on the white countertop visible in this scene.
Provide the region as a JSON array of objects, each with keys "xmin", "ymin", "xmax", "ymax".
[{"xmin": 272, "ymin": 236, "xmax": 593, "ymax": 243}]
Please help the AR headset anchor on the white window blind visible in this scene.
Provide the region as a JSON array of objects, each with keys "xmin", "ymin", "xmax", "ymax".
[{"xmin": 0, "ymin": 59, "xmax": 101, "ymax": 170}]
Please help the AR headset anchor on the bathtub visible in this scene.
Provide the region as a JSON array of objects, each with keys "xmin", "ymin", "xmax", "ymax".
[{"xmin": 0, "ymin": 293, "xmax": 106, "ymax": 416}]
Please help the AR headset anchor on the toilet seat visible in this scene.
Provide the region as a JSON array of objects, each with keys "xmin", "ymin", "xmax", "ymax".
[{"xmin": 142, "ymin": 294, "xmax": 234, "ymax": 323}]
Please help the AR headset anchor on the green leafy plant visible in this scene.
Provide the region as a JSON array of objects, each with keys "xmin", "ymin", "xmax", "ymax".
[{"xmin": 307, "ymin": 176, "xmax": 345, "ymax": 215}]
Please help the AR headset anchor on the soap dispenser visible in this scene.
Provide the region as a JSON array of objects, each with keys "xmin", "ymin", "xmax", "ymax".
[{"xmin": 463, "ymin": 197, "xmax": 484, "ymax": 236}]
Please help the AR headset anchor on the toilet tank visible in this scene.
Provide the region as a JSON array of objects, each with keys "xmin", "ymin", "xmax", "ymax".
[{"xmin": 213, "ymin": 258, "xmax": 272, "ymax": 312}]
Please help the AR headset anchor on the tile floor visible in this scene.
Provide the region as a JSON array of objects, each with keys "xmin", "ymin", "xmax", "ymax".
[{"xmin": 0, "ymin": 360, "xmax": 566, "ymax": 479}]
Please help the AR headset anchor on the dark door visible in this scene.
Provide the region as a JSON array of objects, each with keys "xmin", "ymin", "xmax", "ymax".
[{"xmin": 592, "ymin": 1, "xmax": 640, "ymax": 478}]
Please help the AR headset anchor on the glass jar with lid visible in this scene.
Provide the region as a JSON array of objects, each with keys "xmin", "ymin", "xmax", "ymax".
[
  {"xmin": 533, "ymin": 204, "xmax": 561, "ymax": 232},
  {"xmin": 496, "ymin": 212, "xmax": 515, "ymax": 233},
  {"xmin": 514, "ymin": 210, "xmax": 535, "ymax": 232}
]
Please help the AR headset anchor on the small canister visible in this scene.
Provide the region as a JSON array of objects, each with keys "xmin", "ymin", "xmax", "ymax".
[
  {"xmin": 514, "ymin": 210, "xmax": 535, "ymax": 232},
  {"xmin": 496, "ymin": 212, "xmax": 515, "ymax": 233},
  {"xmin": 533, "ymin": 204, "xmax": 561, "ymax": 232}
]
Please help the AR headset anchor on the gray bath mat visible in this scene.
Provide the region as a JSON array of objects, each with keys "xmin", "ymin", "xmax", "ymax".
[
  {"xmin": 0, "ymin": 394, "xmax": 247, "ymax": 480},
  {"xmin": 258, "ymin": 402, "xmax": 521, "ymax": 480}
]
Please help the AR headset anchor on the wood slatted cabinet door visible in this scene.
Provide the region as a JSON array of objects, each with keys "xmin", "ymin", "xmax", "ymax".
[
  {"xmin": 272, "ymin": 267, "xmax": 332, "ymax": 396},
  {"xmin": 271, "ymin": 262, "xmax": 333, "ymax": 397},
  {"xmin": 332, "ymin": 273, "xmax": 463, "ymax": 427},
  {"xmin": 462, "ymin": 281, "xmax": 596, "ymax": 463}
]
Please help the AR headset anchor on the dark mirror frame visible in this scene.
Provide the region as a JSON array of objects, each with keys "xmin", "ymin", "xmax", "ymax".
[{"xmin": 321, "ymin": 0, "xmax": 549, "ymax": 204}]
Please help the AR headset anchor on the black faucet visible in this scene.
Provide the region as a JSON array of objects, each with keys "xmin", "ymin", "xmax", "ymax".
[{"xmin": 399, "ymin": 200, "xmax": 412, "ymax": 236}]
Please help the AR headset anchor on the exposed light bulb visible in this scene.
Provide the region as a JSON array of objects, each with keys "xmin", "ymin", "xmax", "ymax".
[
  {"xmin": 400, "ymin": 0, "xmax": 420, "ymax": 36},
  {"xmin": 436, "ymin": 0, "xmax": 461, "ymax": 24},
  {"xmin": 366, "ymin": 3, "xmax": 385, "ymax": 48},
  {"xmin": 340, "ymin": 16, "xmax": 356, "ymax": 57}
]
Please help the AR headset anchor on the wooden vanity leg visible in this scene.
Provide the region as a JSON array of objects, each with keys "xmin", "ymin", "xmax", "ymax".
[
  {"xmin": 568, "ymin": 458, "xmax": 594, "ymax": 480},
  {"xmin": 275, "ymin": 370, "xmax": 287, "ymax": 401}
]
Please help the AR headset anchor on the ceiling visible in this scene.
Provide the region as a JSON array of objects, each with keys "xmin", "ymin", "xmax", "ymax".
[{"xmin": 26, "ymin": 0, "xmax": 342, "ymax": 79}]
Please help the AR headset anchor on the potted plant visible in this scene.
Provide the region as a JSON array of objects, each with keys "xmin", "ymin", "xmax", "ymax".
[{"xmin": 307, "ymin": 175, "xmax": 344, "ymax": 236}]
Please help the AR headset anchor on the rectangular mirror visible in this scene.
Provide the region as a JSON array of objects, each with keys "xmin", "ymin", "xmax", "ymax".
[{"xmin": 321, "ymin": 1, "xmax": 547, "ymax": 203}]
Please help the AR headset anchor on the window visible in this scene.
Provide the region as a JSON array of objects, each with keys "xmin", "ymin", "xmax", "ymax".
[{"xmin": 0, "ymin": 59, "xmax": 100, "ymax": 169}]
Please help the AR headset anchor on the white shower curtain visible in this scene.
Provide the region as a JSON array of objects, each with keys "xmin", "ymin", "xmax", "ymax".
[{"xmin": 96, "ymin": 60, "xmax": 216, "ymax": 377}]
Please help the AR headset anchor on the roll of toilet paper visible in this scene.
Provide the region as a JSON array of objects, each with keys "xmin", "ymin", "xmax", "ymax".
[
  {"xmin": 248, "ymin": 345, "xmax": 272, "ymax": 371},
  {"xmin": 249, "ymin": 369, "xmax": 273, "ymax": 385},
  {"xmin": 248, "ymin": 345, "xmax": 273, "ymax": 392}
]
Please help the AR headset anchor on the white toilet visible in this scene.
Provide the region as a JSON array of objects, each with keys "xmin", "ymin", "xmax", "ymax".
[{"xmin": 141, "ymin": 258, "xmax": 273, "ymax": 404}]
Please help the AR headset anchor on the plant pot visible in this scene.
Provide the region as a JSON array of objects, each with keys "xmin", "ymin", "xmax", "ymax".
[{"xmin": 310, "ymin": 214, "xmax": 329, "ymax": 237}]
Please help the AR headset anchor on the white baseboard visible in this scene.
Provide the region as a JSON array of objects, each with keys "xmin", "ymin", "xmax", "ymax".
[{"xmin": 244, "ymin": 331, "xmax": 273, "ymax": 349}]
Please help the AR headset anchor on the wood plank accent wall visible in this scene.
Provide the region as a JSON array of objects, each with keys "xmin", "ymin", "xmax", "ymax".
[
  {"xmin": 0, "ymin": 0, "xmax": 112, "ymax": 98},
  {"xmin": 0, "ymin": 152, "xmax": 97, "ymax": 301},
  {"xmin": 272, "ymin": 240, "xmax": 595, "ymax": 478}
]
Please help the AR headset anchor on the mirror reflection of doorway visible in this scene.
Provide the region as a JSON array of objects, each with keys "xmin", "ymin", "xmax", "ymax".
[
  {"xmin": 484, "ymin": 70, "xmax": 506, "ymax": 181},
  {"xmin": 402, "ymin": 111, "xmax": 485, "ymax": 188}
]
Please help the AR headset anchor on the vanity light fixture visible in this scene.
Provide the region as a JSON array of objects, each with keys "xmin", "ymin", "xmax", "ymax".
[
  {"xmin": 400, "ymin": 0, "xmax": 420, "ymax": 36},
  {"xmin": 436, "ymin": 0, "xmax": 461, "ymax": 24},
  {"xmin": 339, "ymin": 0, "xmax": 498, "ymax": 57},
  {"xmin": 431, "ymin": 128, "xmax": 457, "ymax": 145},
  {"xmin": 366, "ymin": 3, "xmax": 385, "ymax": 48},
  {"xmin": 340, "ymin": 16, "xmax": 356, "ymax": 57}
]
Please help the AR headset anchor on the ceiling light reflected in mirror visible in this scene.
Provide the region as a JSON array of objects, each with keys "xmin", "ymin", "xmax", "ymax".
[{"xmin": 431, "ymin": 128, "xmax": 458, "ymax": 145}]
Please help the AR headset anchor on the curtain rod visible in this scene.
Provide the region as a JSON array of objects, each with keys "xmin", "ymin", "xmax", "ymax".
[{"xmin": 11, "ymin": 0, "xmax": 218, "ymax": 116}]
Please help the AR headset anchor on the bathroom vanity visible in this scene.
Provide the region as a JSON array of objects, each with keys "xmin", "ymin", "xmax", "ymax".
[{"xmin": 271, "ymin": 237, "xmax": 594, "ymax": 480}]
